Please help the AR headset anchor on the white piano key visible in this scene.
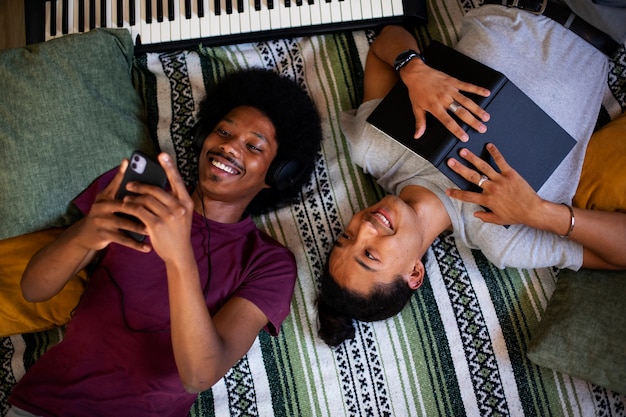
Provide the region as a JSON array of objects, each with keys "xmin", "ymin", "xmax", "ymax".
[
  {"xmin": 228, "ymin": 3, "xmax": 242, "ymax": 35},
  {"xmin": 169, "ymin": 0, "xmax": 181, "ymax": 41},
  {"xmin": 391, "ymin": 0, "xmax": 404, "ymax": 16},
  {"xmin": 56, "ymin": 0, "xmax": 64, "ymax": 37},
  {"xmin": 150, "ymin": 0, "xmax": 162, "ymax": 42},
  {"xmin": 245, "ymin": 0, "xmax": 262, "ymax": 32},
  {"xmin": 255, "ymin": 1, "xmax": 268, "ymax": 31},
  {"xmin": 382, "ymin": 0, "xmax": 394, "ymax": 17},
  {"xmin": 276, "ymin": 0, "xmax": 291, "ymax": 29},
  {"xmin": 340, "ymin": 0, "xmax": 352, "ymax": 23},
  {"xmin": 330, "ymin": 0, "xmax": 344, "ymax": 23},
  {"xmin": 308, "ymin": 0, "xmax": 322, "ymax": 26},
  {"xmin": 65, "ymin": 0, "xmax": 74, "ymax": 34},
  {"xmin": 268, "ymin": 1, "xmax": 282, "ymax": 30},
  {"xmin": 73, "ymin": 0, "xmax": 80, "ymax": 33},
  {"xmin": 288, "ymin": 1, "xmax": 301, "ymax": 28},
  {"xmin": 350, "ymin": 0, "xmax": 362, "ymax": 20},
  {"xmin": 182, "ymin": 0, "xmax": 197, "ymax": 40},
  {"xmin": 94, "ymin": 0, "xmax": 101, "ymax": 29},
  {"xmin": 299, "ymin": 2, "xmax": 312, "ymax": 27},
  {"xmin": 370, "ymin": 0, "xmax": 382, "ymax": 20},
  {"xmin": 204, "ymin": 0, "xmax": 222, "ymax": 38},
  {"xmin": 318, "ymin": 0, "xmax": 332, "ymax": 24},
  {"xmin": 129, "ymin": 0, "xmax": 142, "ymax": 43},
  {"xmin": 361, "ymin": 0, "xmax": 372, "ymax": 20},
  {"xmin": 104, "ymin": 0, "xmax": 112, "ymax": 27},
  {"xmin": 111, "ymin": 0, "xmax": 117, "ymax": 27}
]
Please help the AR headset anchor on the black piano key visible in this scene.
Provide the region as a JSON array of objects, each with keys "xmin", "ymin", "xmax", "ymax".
[
  {"xmin": 49, "ymin": 0, "xmax": 57, "ymax": 36},
  {"xmin": 284, "ymin": 0, "xmax": 291, "ymax": 7},
  {"xmin": 225, "ymin": 0, "xmax": 233, "ymax": 14},
  {"xmin": 78, "ymin": 0, "xmax": 85, "ymax": 31},
  {"xmin": 197, "ymin": 0, "xmax": 204, "ymax": 17},
  {"xmin": 100, "ymin": 0, "xmax": 107, "ymax": 27},
  {"xmin": 237, "ymin": 0, "xmax": 244, "ymax": 13},
  {"xmin": 184, "ymin": 0, "xmax": 192, "ymax": 18},
  {"xmin": 268, "ymin": 0, "xmax": 274, "ymax": 9},
  {"xmin": 145, "ymin": 0, "xmax": 152, "ymax": 23},
  {"xmin": 62, "ymin": 0, "xmax": 69, "ymax": 34},
  {"xmin": 157, "ymin": 0, "xmax": 164, "ymax": 22},
  {"xmin": 254, "ymin": 0, "xmax": 261, "ymax": 11},
  {"xmin": 89, "ymin": 0, "xmax": 96, "ymax": 29},
  {"xmin": 117, "ymin": 0, "xmax": 124, "ymax": 27},
  {"xmin": 214, "ymin": 0, "xmax": 220, "ymax": 15},
  {"xmin": 168, "ymin": 0, "xmax": 175, "ymax": 20},
  {"xmin": 130, "ymin": 0, "xmax": 136, "ymax": 25},
  {"xmin": 296, "ymin": 0, "xmax": 302, "ymax": 6},
  {"xmin": 307, "ymin": 0, "xmax": 314, "ymax": 5}
]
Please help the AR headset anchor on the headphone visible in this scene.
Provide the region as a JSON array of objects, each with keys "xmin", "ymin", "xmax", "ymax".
[{"xmin": 191, "ymin": 124, "xmax": 307, "ymax": 191}]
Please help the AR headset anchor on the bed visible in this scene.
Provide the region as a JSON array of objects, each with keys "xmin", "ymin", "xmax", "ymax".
[{"xmin": 1, "ymin": 0, "xmax": 625, "ymax": 415}]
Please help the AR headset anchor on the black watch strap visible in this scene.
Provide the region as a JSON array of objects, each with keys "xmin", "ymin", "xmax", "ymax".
[{"xmin": 393, "ymin": 49, "xmax": 426, "ymax": 72}]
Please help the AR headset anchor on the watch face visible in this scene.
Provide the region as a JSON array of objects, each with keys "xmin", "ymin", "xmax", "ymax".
[{"xmin": 394, "ymin": 50, "xmax": 418, "ymax": 72}]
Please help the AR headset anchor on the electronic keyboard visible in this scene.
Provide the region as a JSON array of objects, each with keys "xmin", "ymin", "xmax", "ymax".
[{"xmin": 24, "ymin": 0, "xmax": 426, "ymax": 53}]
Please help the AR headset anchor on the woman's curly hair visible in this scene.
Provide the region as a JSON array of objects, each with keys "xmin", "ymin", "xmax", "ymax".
[{"xmin": 194, "ymin": 68, "xmax": 323, "ymax": 215}]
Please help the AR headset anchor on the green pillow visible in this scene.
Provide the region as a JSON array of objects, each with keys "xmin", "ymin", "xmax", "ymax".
[
  {"xmin": 0, "ymin": 28, "xmax": 155, "ymax": 240},
  {"xmin": 527, "ymin": 268, "xmax": 626, "ymax": 394}
]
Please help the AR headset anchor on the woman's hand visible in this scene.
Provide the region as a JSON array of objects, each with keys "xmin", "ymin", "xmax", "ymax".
[
  {"xmin": 445, "ymin": 143, "xmax": 544, "ymax": 226},
  {"xmin": 400, "ymin": 59, "xmax": 491, "ymax": 141}
]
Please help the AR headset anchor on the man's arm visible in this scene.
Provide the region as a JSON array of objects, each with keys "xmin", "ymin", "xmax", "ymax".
[
  {"xmin": 364, "ymin": 25, "xmax": 491, "ymax": 141},
  {"xmin": 21, "ymin": 161, "xmax": 153, "ymax": 301},
  {"xmin": 128, "ymin": 153, "xmax": 270, "ymax": 392},
  {"xmin": 446, "ymin": 144, "xmax": 626, "ymax": 269}
]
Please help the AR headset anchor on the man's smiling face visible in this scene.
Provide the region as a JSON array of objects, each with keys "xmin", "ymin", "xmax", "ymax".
[
  {"xmin": 329, "ymin": 194, "xmax": 425, "ymax": 295},
  {"xmin": 196, "ymin": 105, "xmax": 278, "ymax": 207}
]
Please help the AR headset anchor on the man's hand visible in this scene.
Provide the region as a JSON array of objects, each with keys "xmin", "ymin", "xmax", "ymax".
[
  {"xmin": 400, "ymin": 58, "xmax": 491, "ymax": 142},
  {"xmin": 445, "ymin": 143, "xmax": 543, "ymax": 225},
  {"xmin": 119, "ymin": 153, "xmax": 195, "ymax": 262}
]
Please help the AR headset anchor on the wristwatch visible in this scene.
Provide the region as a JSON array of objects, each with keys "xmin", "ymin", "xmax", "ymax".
[{"xmin": 393, "ymin": 49, "xmax": 426, "ymax": 72}]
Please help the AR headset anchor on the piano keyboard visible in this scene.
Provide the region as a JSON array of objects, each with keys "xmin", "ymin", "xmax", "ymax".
[{"xmin": 25, "ymin": 0, "xmax": 426, "ymax": 53}]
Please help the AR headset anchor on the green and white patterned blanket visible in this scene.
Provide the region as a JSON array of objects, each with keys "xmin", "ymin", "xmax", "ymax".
[{"xmin": 2, "ymin": 0, "xmax": 625, "ymax": 416}]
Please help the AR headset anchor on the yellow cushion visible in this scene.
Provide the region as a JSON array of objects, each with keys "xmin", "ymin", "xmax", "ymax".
[
  {"xmin": 574, "ymin": 113, "xmax": 626, "ymax": 212},
  {"xmin": 0, "ymin": 228, "xmax": 87, "ymax": 337}
]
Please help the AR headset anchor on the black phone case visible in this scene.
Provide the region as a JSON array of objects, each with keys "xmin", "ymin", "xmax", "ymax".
[{"xmin": 115, "ymin": 151, "xmax": 168, "ymax": 242}]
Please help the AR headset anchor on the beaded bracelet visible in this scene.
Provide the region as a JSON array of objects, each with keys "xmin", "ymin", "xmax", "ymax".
[{"xmin": 559, "ymin": 203, "xmax": 575, "ymax": 239}]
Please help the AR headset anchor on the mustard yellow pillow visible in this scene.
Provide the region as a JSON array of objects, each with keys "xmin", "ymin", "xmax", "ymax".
[
  {"xmin": 0, "ymin": 228, "xmax": 87, "ymax": 337},
  {"xmin": 574, "ymin": 113, "xmax": 626, "ymax": 212}
]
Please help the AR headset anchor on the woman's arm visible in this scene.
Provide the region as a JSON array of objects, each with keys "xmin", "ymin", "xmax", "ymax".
[
  {"xmin": 446, "ymin": 144, "xmax": 626, "ymax": 269},
  {"xmin": 364, "ymin": 25, "xmax": 491, "ymax": 141}
]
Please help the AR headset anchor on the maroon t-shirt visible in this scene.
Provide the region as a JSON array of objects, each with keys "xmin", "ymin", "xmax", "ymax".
[{"xmin": 10, "ymin": 169, "xmax": 296, "ymax": 416}]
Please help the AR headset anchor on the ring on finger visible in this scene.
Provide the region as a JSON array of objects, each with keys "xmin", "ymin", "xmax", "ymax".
[
  {"xmin": 477, "ymin": 174, "xmax": 489, "ymax": 188},
  {"xmin": 449, "ymin": 101, "xmax": 461, "ymax": 113}
]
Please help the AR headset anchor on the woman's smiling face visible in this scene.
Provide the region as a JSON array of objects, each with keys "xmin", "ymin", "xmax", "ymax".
[
  {"xmin": 329, "ymin": 194, "xmax": 425, "ymax": 295},
  {"xmin": 196, "ymin": 105, "xmax": 278, "ymax": 206}
]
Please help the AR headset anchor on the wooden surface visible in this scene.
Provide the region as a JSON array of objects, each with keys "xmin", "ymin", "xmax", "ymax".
[{"xmin": 1, "ymin": 0, "xmax": 26, "ymax": 50}]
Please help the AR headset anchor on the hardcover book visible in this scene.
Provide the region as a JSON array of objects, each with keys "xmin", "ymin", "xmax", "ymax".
[{"xmin": 366, "ymin": 40, "xmax": 576, "ymax": 192}]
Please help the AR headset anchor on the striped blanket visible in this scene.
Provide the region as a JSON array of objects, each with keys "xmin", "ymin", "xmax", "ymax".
[{"xmin": 2, "ymin": 0, "xmax": 625, "ymax": 415}]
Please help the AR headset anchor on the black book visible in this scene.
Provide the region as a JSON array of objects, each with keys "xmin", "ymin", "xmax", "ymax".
[{"xmin": 366, "ymin": 40, "xmax": 576, "ymax": 192}]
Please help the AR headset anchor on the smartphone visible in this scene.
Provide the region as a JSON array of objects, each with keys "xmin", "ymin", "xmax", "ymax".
[{"xmin": 115, "ymin": 151, "xmax": 169, "ymax": 242}]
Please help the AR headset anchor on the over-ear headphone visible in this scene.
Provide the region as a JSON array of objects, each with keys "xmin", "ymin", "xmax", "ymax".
[{"xmin": 191, "ymin": 124, "xmax": 306, "ymax": 191}]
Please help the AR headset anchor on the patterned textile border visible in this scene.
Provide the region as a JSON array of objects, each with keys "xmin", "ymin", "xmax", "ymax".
[{"xmin": 1, "ymin": 1, "xmax": 625, "ymax": 416}]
